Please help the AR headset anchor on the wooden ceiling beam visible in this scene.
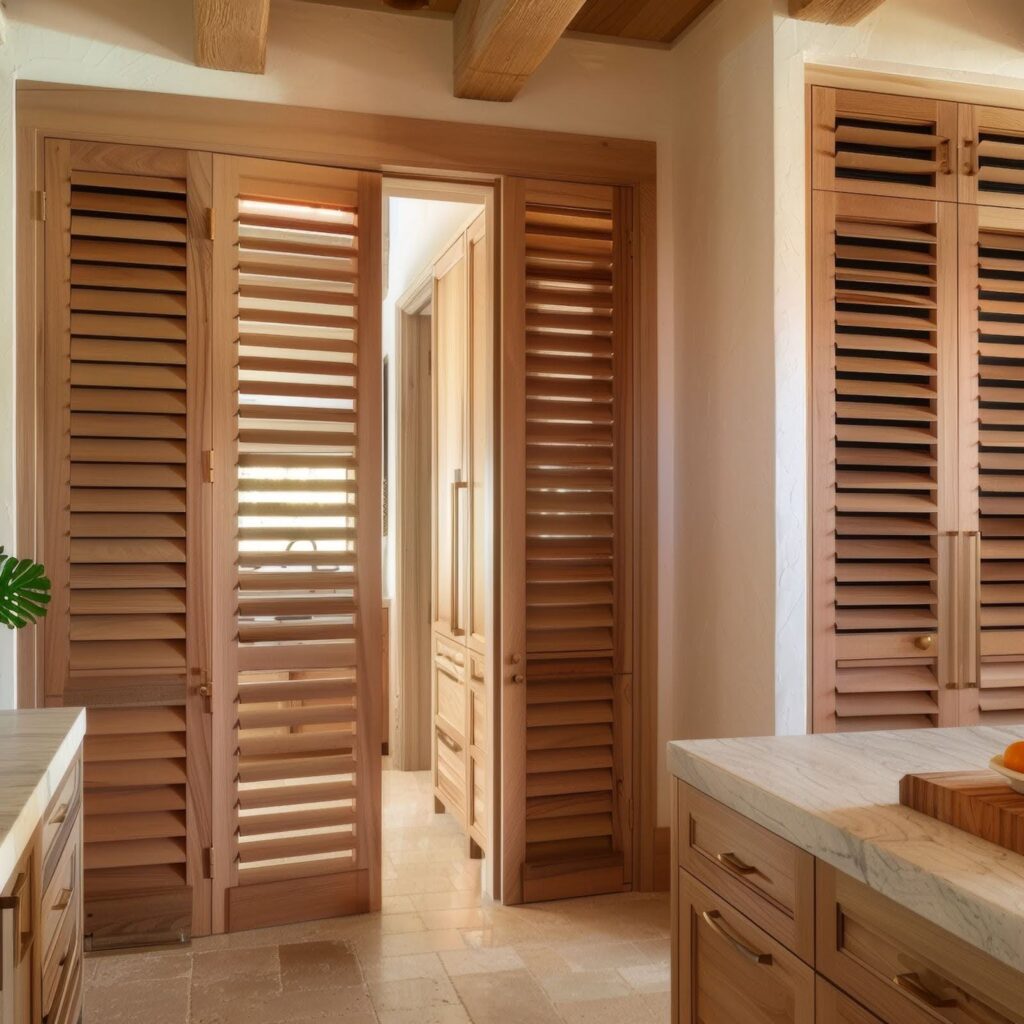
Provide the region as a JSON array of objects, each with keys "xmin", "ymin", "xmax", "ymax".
[
  {"xmin": 453, "ymin": 0, "xmax": 588, "ymax": 102},
  {"xmin": 788, "ymin": 0, "xmax": 887, "ymax": 24},
  {"xmin": 194, "ymin": 0, "xmax": 272, "ymax": 74}
]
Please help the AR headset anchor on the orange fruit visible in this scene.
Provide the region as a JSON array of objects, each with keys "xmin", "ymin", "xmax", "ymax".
[{"xmin": 1004, "ymin": 740, "xmax": 1024, "ymax": 774}]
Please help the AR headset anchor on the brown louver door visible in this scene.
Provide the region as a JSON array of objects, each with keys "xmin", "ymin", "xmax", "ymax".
[
  {"xmin": 41, "ymin": 140, "xmax": 212, "ymax": 946},
  {"xmin": 960, "ymin": 106, "xmax": 1024, "ymax": 209},
  {"xmin": 209, "ymin": 157, "xmax": 382, "ymax": 932},
  {"xmin": 501, "ymin": 178, "xmax": 632, "ymax": 904},
  {"xmin": 811, "ymin": 190, "xmax": 958, "ymax": 733},
  {"xmin": 958, "ymin": 204, "xmax": 1024, "ymax": 724},
  {"xmin": 812, "ymin": 88, "xmax": 957, "ymax": 203}
]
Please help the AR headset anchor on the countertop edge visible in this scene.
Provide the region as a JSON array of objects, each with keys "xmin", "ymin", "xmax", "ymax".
[
  {"xmin": 0, "ymin": 709, "xmax": 86, "ymax": 891},
  {"xmin": 667, "ymin": 741, "xmax": 1024, "ymax": 975}
]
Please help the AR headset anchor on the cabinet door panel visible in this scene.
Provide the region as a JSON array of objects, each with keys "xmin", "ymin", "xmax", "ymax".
[
  {"xmin": 677, "ymin": 870, "xmax": 814, "ymax": 1024},
  {"xmin": 960, "ymin": 105, "xmax": 1024, "ymax": 209},
  {"xmin": 811, "ymin": 189, "xmax": 958, "ymax": 732},
  {"xmin": 816, "ymin": 978, "xmax": 883, "ymax": 1023}
]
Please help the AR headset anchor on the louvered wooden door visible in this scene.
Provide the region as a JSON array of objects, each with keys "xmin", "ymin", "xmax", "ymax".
[
  {"xmin": 501, "ymin": 179, "xmax": 632, "ymax": 904},
  {"xmin": 960, "ymin": 106, "xmax": 1024, "ymax": 209},
  {"xmin": 958, "ymin": 204, "xmax": 1024, "ymax": 724},
  {"xmin": 210, "ymin": 157, "xmax": 382, "ymax": 931},
  {"xmin": 810, "ymin": 190, "xmax": 958, "ymax": 733},
  {"xmin": 41, "ymin": 140, "xmax": 212, "ymax": 946}
]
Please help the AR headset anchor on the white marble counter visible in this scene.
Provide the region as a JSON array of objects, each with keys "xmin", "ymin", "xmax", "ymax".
[
  {"xmin": 668, "ymin": 725, "xmax": 1024, "ymax": 973},
  {"xmin": 0, "ymin": 708, "xmax": 85, "ymax": 890}
]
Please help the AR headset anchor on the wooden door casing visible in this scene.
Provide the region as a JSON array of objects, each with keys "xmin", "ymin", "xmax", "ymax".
[
  {"xmin": 41, "ymin": 139, "xmax": 212, "ymax": 947},
  {"xmin": 210, "ymin": 156, "xmax": 382, "ymax": 932},
  {"xmin": 501, "ymin": 178, "xmax": 633, "ymax": 904}
]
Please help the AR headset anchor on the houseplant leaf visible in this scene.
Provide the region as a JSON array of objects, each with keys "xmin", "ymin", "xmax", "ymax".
[{"xmin": 0, "ymin": 547, "xmax": 52, "ymax": 629}]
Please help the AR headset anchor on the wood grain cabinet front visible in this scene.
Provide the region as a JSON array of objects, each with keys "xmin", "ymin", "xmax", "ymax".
[
  {"xmin": 677, "ymin": 870, "xmax": 815, "ymax": 1024},
  {"xmin": 816, "ymin": 978, "xmax": 884, "ymax": 1023}
]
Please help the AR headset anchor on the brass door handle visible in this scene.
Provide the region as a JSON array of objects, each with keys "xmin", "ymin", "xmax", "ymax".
[
  {"xmin": 893, "ymin": 972, "xmax": 957, "ymax": 1009},
  {"xmin": 716, "ymin": 851, "xmax": 758, "ymax": 876},
  {"xmin": 913, "ymin": 634, "xmax": 934, "ymax": 651},
  {"xmin": 701, "ymin": 910, "xmax": 772, "ymax": 966}
]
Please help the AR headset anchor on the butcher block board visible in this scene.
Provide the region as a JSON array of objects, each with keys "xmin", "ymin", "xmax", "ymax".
[{"xmin": 899, "ymin": 770, "xmax": 1024, "ymax": 855}]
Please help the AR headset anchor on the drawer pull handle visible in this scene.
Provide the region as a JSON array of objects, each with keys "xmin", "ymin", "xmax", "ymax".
[
  {"xmin": 892, "ymin": 972, "xmax": 957, "ymax": 1009},
  {"xmin": 50, "ymin": 803, "xmax": 69, "ymax": 826},
  {"xmin": 701, "ymin": 910, "xmax": 772, "ymax": 966},
  {"xmin": 438, "ymin": 731, "xmax": 460, "ymax": 752},
  {"xmin": 716, "ymin": 851, "xmax": 758, "ymax": 876},
  {"xmin": 52, "ymin": 888, "xmax": 73, "ymax": 912}
]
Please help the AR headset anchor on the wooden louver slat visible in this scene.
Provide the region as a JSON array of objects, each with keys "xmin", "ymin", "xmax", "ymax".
[{"xmin": 812, "ymin": 190, "xmax": 955, "ymax": 734}]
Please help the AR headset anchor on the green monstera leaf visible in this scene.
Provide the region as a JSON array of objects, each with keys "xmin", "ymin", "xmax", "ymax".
[{"xmin": 0, "ymin": 547, "xmax": 52, "ymax": 629}]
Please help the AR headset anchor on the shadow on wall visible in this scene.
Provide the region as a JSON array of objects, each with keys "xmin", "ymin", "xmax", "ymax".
[{"xmin": 12, "ymin": 0, "xmax": 194, "ymax": 65}]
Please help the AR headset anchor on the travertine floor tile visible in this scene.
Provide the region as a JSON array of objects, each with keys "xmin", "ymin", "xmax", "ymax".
[
  {"xmin": 451, "ymin": 969, "xmax": 562, "ymax": 1024},
  {"xmin": 85, "ymin": 975, "xmax": 190, "ymax": 1024},
  {"xmin": 439, "ymin": 944, "xmax": 526, "ymax": 975},
  {"xmin": 554, "ymin": 994, "xmax": 655, "ymax": 1024},
  {"xmin": 369, "ymin": 972, "xmax": 461, "ymax": 1012},
  {"xmin": 539, "ymin": 968, "xmax": 632, "ymax": 1003},
  {"xmin": 278, "ymin": 939, "xmax": 362, "ymax": 991}
]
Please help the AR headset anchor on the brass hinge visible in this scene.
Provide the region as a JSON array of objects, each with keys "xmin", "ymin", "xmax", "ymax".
[
  {"xmin": 204, "ymin": 846, "xmax": 214, "ymax": 880},
  {"xmin": 206, "ymin": 208, "xmax": 215, "ymax": 241},
  {"xmin": 33, "ymin": 190, "xmax": 46, "ymax": 222},
  {"xmin": 203, "ymin": 449, "xmax": 214, "ymax": 483}
]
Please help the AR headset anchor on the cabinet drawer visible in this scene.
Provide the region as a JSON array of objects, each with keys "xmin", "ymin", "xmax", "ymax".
[
  {"xmin": 677, "ymin": 782, "xmax": 814, "ymax": 962},
  {"xmin": 42, "ymin": 899, "xmax": 78, "ymax": 1019},
  {"xmin": 42, "ymin": 756, "xmax": 80, "ymax": 881},
  {"xmin": 816, "ymin": 862, "xmax": 1024, "ymax": 1024},
  {"xmin": 816, "ymin": 978, "xmax": 883, "ymax": 1023},
  {"xmin": 40, "ymin": 814, "xmax": 80, "ymax": 964},
  {"xmin": 677, "ymin": 870, "xmax": 814, "ymax": 1024},
  {"xmin": 435, "ymin": 727, "xmax": 466, "ymax": 821}
]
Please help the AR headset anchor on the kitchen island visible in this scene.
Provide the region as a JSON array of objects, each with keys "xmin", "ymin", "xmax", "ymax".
[
  {"xmin": 669, "ymin": 726, "xmax": 1024, "ymax": 1023},
  {"xmin": 0, "ymin": 708, "xmax": 85, "ymax": 1024}
]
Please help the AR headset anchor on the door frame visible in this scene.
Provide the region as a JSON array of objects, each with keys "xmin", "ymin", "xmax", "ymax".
[{"xmin": 15, "ymin": 80, "xmax": 662, "ymax": 894}]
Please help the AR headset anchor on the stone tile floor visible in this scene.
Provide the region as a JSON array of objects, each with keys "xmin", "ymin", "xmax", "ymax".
[{"xmin": 84, "ymin": 770, "xmax": 670, "ymax": 1023}]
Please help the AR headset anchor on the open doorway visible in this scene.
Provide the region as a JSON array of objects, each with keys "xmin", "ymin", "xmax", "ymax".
[{"xmin": 382, "ymin": 181, "xmax": 498, "ymax": 901}]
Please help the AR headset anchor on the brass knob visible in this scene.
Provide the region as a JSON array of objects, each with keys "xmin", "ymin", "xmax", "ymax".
[
  {"xmin": 914, "ymin": 635, "xmax": 934, "ymax": 651},
  {"xmin": 512, "ymin": 674, "xmax": 525, "ymax": 684},
  {"xmin": 198, "ymin": 684, "xmax": 211, "ymax": 698}
]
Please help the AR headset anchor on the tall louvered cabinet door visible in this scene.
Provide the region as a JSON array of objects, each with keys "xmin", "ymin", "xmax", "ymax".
[
  {"xmin": 41, "ymin": 140, "xmax": 212, "ymax": 946},
  {"xmin": 810, "ymin": 190, "xmax": 958, "ymax": 734},
  {"xmin": 209, "ymin": 157, "xmax": 382, "ymax": 932},
  {"xmin": 960, "ymin": 106, "xmax": 1024, "ymax": 209},
  {"xmin": 812, "ymin": 88, "xmax": 957, "ymax": 202},
  {"xmin": 958, "ymin": 204, "xmax": 1024, "ymax": 725},
  {"xmin": 501, "ymin": 179, "xmax": 633, "ymax": 904}
]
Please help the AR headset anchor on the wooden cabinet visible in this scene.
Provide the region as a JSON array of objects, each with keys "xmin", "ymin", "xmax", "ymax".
[
  {"xmin": 1, "ymin": 749, "xmax": 83, "ymax": 1024},
  {"xmin": 431, "ymin": 212, "xmax": 489, "ymax": 856},
  {"xmin": 811, "ymin": 85, "xmax": 1024, "ymax": 733},
  {"xmin": 672, "ymin": 779, "xmax": 1024, "ymax": 1024}
]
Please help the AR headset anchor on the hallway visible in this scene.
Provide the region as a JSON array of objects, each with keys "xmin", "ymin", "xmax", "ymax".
[{"xmin": 83, "ymin": 771, "xmax": 670, "ymax": 1024}]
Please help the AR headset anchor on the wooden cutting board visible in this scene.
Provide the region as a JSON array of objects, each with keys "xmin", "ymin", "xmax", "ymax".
[{"xmin": 899, "ymin": 771, "xmax": 1024, "ymax": 855}]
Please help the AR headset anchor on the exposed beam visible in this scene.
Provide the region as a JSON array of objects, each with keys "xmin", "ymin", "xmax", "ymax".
[
  {"xmin": 788, "ymin": 0, "xmax": 887, "ymax": 25},
  {"xmin": 194, "ymin": 0, "xmax": 271, "ymax": 73},
  {"xmin": 453, "ymin": 0, "xmax": 587, "ymax": 102}
]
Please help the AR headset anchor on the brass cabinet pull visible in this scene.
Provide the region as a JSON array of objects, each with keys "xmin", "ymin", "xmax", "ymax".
[
  {"xmin": 715, "ymin": 851, "xmax": 758, "ymax": 876},
  {"xmin": 913, "ymin": 634, "xmax": 934, "ymax": 651},
  {"xmin": 963, "ymin": 531, "xmax": 981, "ymax": 689},
  {"xmin": 52, "ymin": 888, "xmax": 73, "ymax": 913},
  {"xmin": 701, "ymin": 910, "xmax": 772, "ymax": 966},
  {"xmin": 450, "ymin": 474, "xmax": 468, "ymax": 635},
  {"xmin": 893, "ymin": 972, "xmax": 957, "ymax": 1009}
]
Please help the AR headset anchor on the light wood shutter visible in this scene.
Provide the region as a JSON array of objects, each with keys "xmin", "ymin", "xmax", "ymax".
[
  {"xmin": 42, "ymin": 140, "xmax": 211, "ymax": 946},
  {"xmin": 960, "ymin": 106, "xmax": 1024, "ymax": 209},
  {"xmin": 812, "ymin": 88, "xmax": 957, "ymax": 203},
  {"xmin": 811, "ymin": 190, "xmax": 957, "ymax": 733},
  {"xmin": 958, "ymin": 204, "xmax": 1024, "ymax": 724},
  {"xmin": 210, "ymin": 157, "xmax": 382, "ymax": 932},
  {"xmin": 502, "ymin": 179, "xmax": 632, "ymax": 904}
]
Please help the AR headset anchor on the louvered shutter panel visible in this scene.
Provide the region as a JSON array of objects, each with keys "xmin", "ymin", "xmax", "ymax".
[
  {"xmin": 210, "ymin": 157, "xmax": 381, "ymax": 931},
  {"xmin": 42, "ymin": 140, "xmax": 211, "ymax": 945},
  {"xmin": 501, "ymin": 179, "xmax": 632, "ymax": 904},
  {"xmin": 811, "ymin": 190, "xmax": 957, "ymax": 733},
  {"xmin": 960, "ymin": 106, "xmax": 1024, "ymax": 209},
  {"xmin": 958, "ymin": 204, "xmax": 1024, "ymax": 724},
  {"xmin": 812, "ymin": 88, "xmax": 957, "ymax": 203}
]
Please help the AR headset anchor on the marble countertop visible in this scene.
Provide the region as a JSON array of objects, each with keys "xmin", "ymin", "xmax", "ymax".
[
  {"xmin": 668, "ymin": 725, "xmax": 1024, "ymax": 973},
  {"xmin": 0, "ymin": 708, "xmax": 86, "ymax": 891}
]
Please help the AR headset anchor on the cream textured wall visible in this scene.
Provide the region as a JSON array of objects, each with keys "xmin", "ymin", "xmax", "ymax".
[{"xmin": 0, "ymin": 0, "xmax": 681, "ymax": 822}]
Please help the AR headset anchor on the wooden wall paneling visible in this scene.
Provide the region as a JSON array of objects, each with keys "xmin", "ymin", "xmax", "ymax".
[
  {"xmin": 194, "ymin": 0, "xmax": 272, "ymax": 74},
  {"xmin": 811, "ymin": 189, "xmax": 958, "ymax": 733},
  {"xmin": 41, "ymin": 139, "xmax": 203, "ymax": 948},
  {"xmin": 959, "ymin": 104, "xmax": 1024, "ymax": 210},
  {"xmin": 812, "ymin": 87, "xmax": 958, "ymax": 203},
  {"xmin": 211, "ymin": 156, "xmax": 383, "ymax": 930},
  {"xmin": 957, "ymin": 203, "xmax": 1024, "ymax": 725}
]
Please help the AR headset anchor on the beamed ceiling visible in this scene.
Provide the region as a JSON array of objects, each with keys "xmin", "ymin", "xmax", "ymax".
[{"xmin": 193, "ymin": 0, "xmax": 892, "ymax": 101}]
